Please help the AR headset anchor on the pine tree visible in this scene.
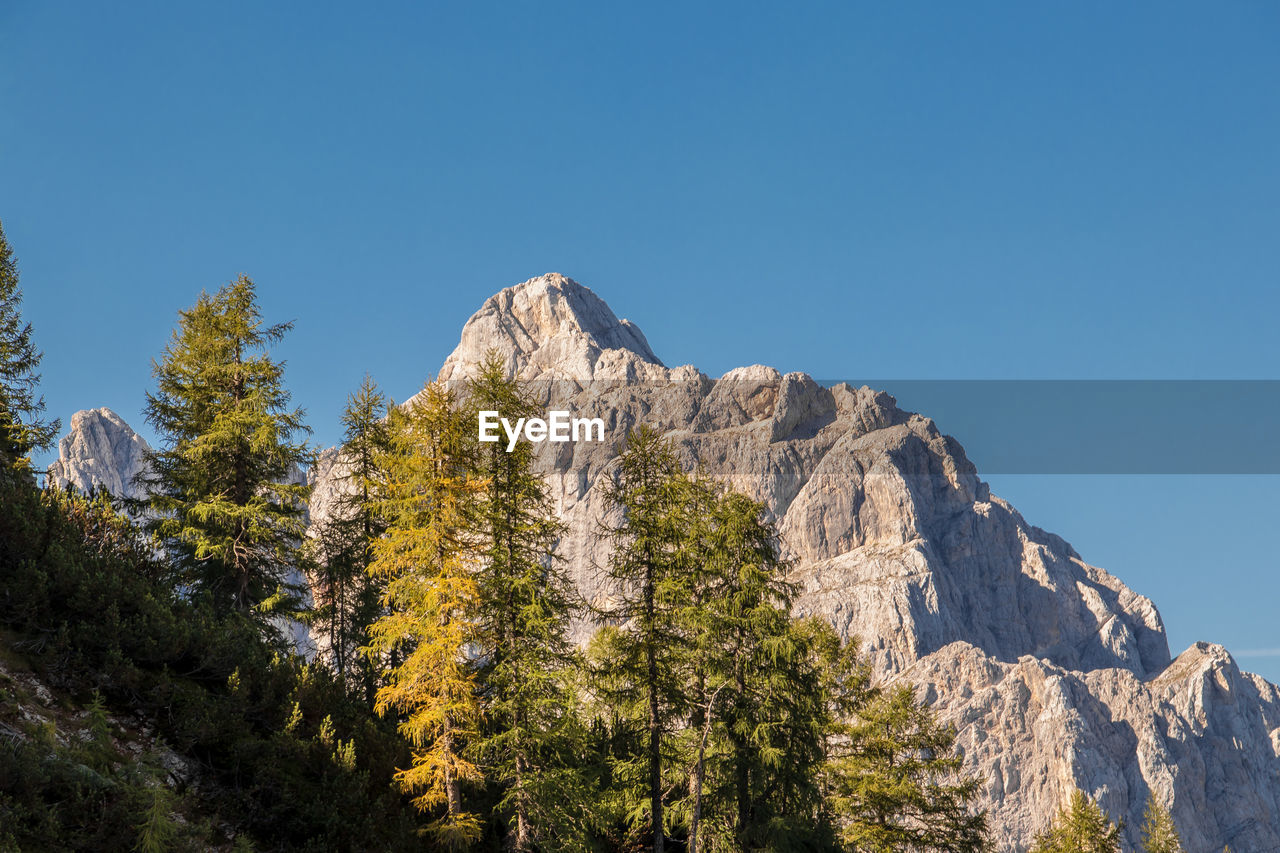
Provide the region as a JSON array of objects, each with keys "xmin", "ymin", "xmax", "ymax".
[
  {"xmin": 1030, "ymin": 790, "xmax": 1122, "ymax": 853},
  {"xmin": 593, "ymin": 426, "xmax": 693, "ymax": 853},
  {"xmin": 827, "ymin": 683, "xmax": 989, "ymax": 852},
  {"xmin": 365, "ymin": 380, "xmax": 484, "ymax": 849},
  {"xmin": 468, "ymin": 355, "xmax": 587, "ymax": 851},
  {"xmin": 0, "ymin": 218, "xmax": 59, "ymax": 472},
  {"xmin": 677, "ymin": 484, "xmax": 830, "ymax": 852},
  {"xmin": 139, "ymin": 275, "xmax": 311, "ymax": 625},
  {"xmin": 309, "ymin": 375, "xmax": 392, "ymax": 702},
  {"xmin": 1139, "ymin": 791, "xmax": 1183, "ymax": 853}
]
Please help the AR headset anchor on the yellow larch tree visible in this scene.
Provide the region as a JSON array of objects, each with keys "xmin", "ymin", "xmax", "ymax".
[{"xmin": 365, "ymin": 380, "xmax": 485, "ymax": 849}]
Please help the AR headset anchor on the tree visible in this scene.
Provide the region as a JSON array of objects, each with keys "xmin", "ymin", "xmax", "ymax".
[
  {"xmin": 365, "ymin": 380, "xmax": 485, "ymax": 849},
  {"xmin": 1030, "ymin": 790, "xmax": 1121, "ymax": 853},
  {"xmin": 468, "ymin": 355, "xmax": 588, "ymax": 851},
  {"xmin": 1139, "ymin": 791, "xmax": 1183, "ymax": 853},
  {"xmin": 827, "ymin": 683, "xmax": 989, "ymax": 852},
  {"xmin": 0, "ymin": 218, "xmax": 59, "ymax": 472},
  {"xmin": 593, "ymin": 426, "xmax": 693, "ymax": 853},
  {"xmin": 309, "ymin": 375, "xmax": 392, "ymax": 702},
  {"xmin": 139, "ymin": 275, "xmax": 311, "ymax": 626},
  {"xmin": 676, "ymin": 484, "xmax": 831, "ymax": 852}
]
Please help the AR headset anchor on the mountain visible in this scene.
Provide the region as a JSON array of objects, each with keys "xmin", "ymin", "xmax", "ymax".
[
  {"xmin": 53, "ymin": 273, "xmax": 1280, "ymax": 851},
  {"xmin": 47, "ymin": 407, "xmax": 151, "ymax": 501}
]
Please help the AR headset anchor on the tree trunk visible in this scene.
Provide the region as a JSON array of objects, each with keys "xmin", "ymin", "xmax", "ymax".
[
  {"xmin": 735, "ymin": 664, "xmax": 749, "ymax": 835},
  {"xmin": 646, "ymin": 564, "xmax": 664, "ymax": 853},
  {"xmin": 689, "ymin": 670, "xmax": 707, "ymax": 853},
  {"xmin": 443, "ymin": 721, "xmax": 462, "ymax": 819},
  {"xmin": 649, "ymin": 670, "xmax": 663, "ymax": 853},
  {"xmin": 514, "ymin": 752, "xmax": 531, "ymax": 851}
]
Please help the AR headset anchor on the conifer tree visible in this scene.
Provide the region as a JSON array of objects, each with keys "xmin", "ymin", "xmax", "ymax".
[
  {"xmin": 594, "ymin": 426, "xmax": 693, "ymax": 853},
  {"xmin": 1030, "ymin": 790, "xmax": 1121, "ymax": 853},
  {"xmin": 827, "ymin": 683, "xmax": 989, "ymax": 852},
  {"xmin": 677, "ymin": 485, "xmax": 830, "ymax": 852},
  {"xmin": 365, "ymin": 381, "xmax": 484, "ymax": 849},
  {"xmin": 310, "ymin": 375, "xmax": 392, "ymax": 701},
  {"xmin": 0, "ymin": 219, "xmax": 59, "ymax": 472},
  {"xmin": 1139, "ymin": 791, "xmax": 1183, "ymax": 853},
  {"xmin": 468, "ymin": 355, "xmax": 587, "ymax": 851},
  {"xmin": 139, "ymin": 275, "xmax": 311, "ymax": 625}
]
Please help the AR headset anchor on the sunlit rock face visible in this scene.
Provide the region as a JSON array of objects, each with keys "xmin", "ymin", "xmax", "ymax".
[
  {"xmin": 63, "ymin": 275, "xmax": 1280, "ymax": 851},
  {"xmin": 48, "ymin": 407, "xmax": 151, "ymax": 501}
]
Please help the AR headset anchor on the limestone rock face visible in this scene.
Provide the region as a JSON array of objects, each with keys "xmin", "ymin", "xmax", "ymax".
[{"xmin": 48, "ymin": 408, "xmax": 151, "ymax": 501}]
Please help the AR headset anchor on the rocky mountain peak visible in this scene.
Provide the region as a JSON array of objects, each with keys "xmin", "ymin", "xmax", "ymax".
[
  {"xmin": 47, "ymin": 407, "xmax": 151, "ymax": 501},
  {"xmin": 437, "ymin": 273, "xmax": 668, "ymax": 382}
]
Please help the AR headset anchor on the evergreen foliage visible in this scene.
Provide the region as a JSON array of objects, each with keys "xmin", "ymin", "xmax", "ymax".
[
  {"xmin": 0, "ymin": 219, "xmax": 59, "ymax": 472},
  {"xmin": 676, "ymin": 483, "xmax": 830, "ymax": 852},
  {"xmin": 0, "ymin": 476, "xmax": 421, "ymax": 851},
  {"xmin": 592, "ymin": 425, "xmax": 694, "ymax": 853},
  {"xmin": 1140, "ymin": 791, "xmax": 1183, "ymax": 853},
  {"xmin": 825, "ymin": 682, "xmax": 989, "ymax": 852},
  {"xmin": 1030, "ymin": 790, "xmax": 1122, "ymax": 853},
  {"xmin": 309, "ymin": 374, "xmax": 392, "ymax": 702},
  {"xmin": 468, "ymin": 355, "xmax": 590, "ymax": 851},
  {"xmin": 139, "ymin": 275, "xmax": 312, "ymax": 626},
  {"xmin": 364, "ymin": 380, "xmax": 485, "ymax": 849}
]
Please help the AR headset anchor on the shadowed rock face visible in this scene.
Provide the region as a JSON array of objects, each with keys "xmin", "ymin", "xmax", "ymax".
[{"xmin": 58, "ymin": 274, "xmax": 1280, "ymax": 851}]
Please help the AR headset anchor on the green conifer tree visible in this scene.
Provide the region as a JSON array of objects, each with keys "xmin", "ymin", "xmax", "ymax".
[
  {"xmin": 0, "ymin": 218, "xmax": 59, "ymax": 472},
  {"xmin": 310, "ymin": 374, "xmax": 392, "ymax": 702},
  {"xmin": 468, "ymin": 355, "xmax": 588, "ymax": 851},
  {"xmin": 593, "ymin": 426, "xmax": 693, "ymax": 853},
  {"xmin": 1139, "ymin": 791, "xmax": 1183, "ymax": 853},
  {"xmin": 827, "ymin": 683, "xmax": 989, "ymax": 852},
  {"xmin": 139, "ymin": 275, "xmax": 311, "ymax": 626},
  {"xmin": 1030, "ymin": 790, "xmax": 1121, "ymax": 853},
  {"xmin": 365, "ymin": 380, "xmax": 484, "ymax": 849},
  {"xmin": 677, "ymin": 484, "xmax": 831, "ymax": 852}
]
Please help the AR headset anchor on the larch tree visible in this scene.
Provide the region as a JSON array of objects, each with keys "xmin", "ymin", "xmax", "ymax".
[
  {"xmin": 826, "ymin": 683, "xmax": 990, "ymax": 852},
  {"xmin": 364, "ymin": 380, "xmax": 484, "ymax": 849},
  {"xmin": 0, "ymin": 219, "xmax": 59, "ymax": 473},
  {"xmin": 676, "ymin": 484, "xmax": 830, "ymax": 853},
  {"xmin": 1029, "ymin": 790, "xmax": 1121, "ymax": 853},
  {"xmin": 1139, "ymin": 791, "xmax": 1183, "ymax": 853},
  {"xmin": 593, "ymin": 426, "xmax": 693, "ymax": 853},
  {"xmin": 138, "ymin": 275, "xmax": 311, "ymax": 626},
  {"xmin": 468, "ymin": 355, "xmax": 588, "ymax": 852},
  {"xmin": 309, "ymin": 374, "xmax": 392, "ymax": 703}
]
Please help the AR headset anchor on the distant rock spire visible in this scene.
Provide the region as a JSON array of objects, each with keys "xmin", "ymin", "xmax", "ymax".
[{"xmin": 47, "ymin": 407, "xmax": 151, "ymax": 500}]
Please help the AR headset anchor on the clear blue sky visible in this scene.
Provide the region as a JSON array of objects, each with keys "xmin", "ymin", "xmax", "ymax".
[{"xmin": 3, "ymin": 3, "xmax": 1278, "ymax": 676}]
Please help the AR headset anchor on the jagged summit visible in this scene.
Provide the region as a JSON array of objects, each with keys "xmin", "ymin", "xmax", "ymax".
[
  {"xmin": 47, "ymin": 407, "xmax": 151, "ymax": 501},
  {"xmin": 437, "ymin": 273, "xmax": 668, "ymax": 382}
]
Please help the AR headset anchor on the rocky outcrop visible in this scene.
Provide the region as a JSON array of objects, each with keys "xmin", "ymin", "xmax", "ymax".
[{"xmin": 47, "ymin": 407, "xmax": 151, "ymax": 500}]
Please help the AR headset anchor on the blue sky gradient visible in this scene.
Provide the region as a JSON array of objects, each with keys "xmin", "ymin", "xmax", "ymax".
[{"xmin": 2, "ymin": 3, "xmax": 1278, "ymax": 676}]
